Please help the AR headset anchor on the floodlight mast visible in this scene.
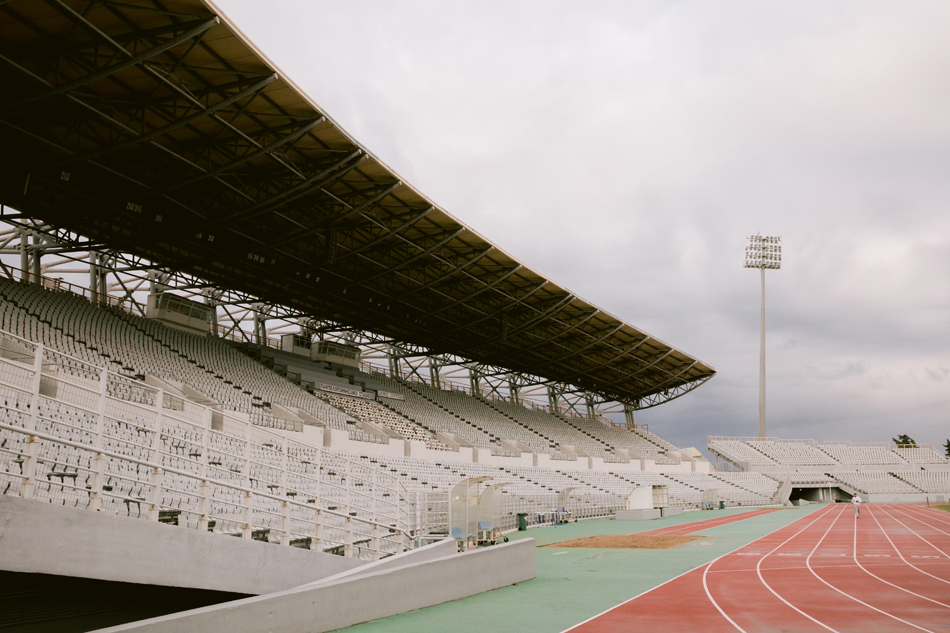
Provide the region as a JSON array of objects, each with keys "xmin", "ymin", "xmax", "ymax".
[{"xmin": 744, "ymin": 234, "xmax": 782, "ymax": 438}]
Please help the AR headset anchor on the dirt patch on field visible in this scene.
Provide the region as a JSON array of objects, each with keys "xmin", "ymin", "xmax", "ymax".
[{"xmin": 545, "ymin": 534, "xmax": 704, "ymax": 549}]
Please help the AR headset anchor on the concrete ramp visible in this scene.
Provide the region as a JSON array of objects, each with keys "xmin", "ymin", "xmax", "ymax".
[{"xmin": 93, "ymin": 538, "xmax": 536, "ymax": 633}]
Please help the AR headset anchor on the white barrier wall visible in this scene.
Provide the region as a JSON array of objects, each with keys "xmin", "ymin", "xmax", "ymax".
[{"xmin": 0, "ymin": 495, "xmax": 363, "ymax": 595}]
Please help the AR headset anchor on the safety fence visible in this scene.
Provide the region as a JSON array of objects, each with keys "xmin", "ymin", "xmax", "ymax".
[
  {"xmin": 413, "ymin": 489, "xmax": 626, "ymax": 538},
  {"xmin": 0, "ymin": 329, "xmax": 412, "ymax": 560}
]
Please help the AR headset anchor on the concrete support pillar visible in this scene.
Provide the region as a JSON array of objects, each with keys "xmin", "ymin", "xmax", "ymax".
[
  {"xmin": 88, "ymin": 252, "xmax": 98, "ymax": 305},
  {"xmin": 585, "ymin": 394, "xmax": 596, "ymax": 418},
  {"xmin": 30, "ymin": 234, "xmax": 41, "ymax": 285},
  {"xmin": 251, "ymin": 303, "xmax": 267, "ymax": 345},
  {"xmin": 428, "ymin": 358, "xmax": 441, "ymax": 389},
  {"xmin": 387, "ymin": 345, "xmax": 401, "ymax": 378},
  {"xmin": 98, "ymin": 255, "xmax": 108, "ymax": 304},
  {"xmin": 205, "ymin": 290, "xmax": 218, "ymax": 333},
  {"xmin": 19, "ymin": 228, "xmax": 29, "ymax": 282}
]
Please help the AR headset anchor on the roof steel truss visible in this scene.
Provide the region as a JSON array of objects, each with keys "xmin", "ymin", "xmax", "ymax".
[{"xmin": 0, "ymin": 0, "xmax": 715, "ymax": 407}]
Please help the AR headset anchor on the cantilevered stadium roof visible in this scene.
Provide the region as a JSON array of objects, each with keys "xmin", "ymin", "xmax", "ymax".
[{"xmin": 0, "ymin": 0, "xmax": 715, "ymax": 407}]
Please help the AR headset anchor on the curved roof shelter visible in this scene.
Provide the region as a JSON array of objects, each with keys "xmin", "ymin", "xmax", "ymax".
[{"xmin": 0, "ymin": 0, "xmax": 715, "ymax": 407}]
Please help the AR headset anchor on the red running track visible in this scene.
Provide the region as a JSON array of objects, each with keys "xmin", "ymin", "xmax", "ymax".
[
  {"xmin": 640, "ymin": 508, "xmax": 780, "ymax": 536},
  {"xmin": 566, "ymin": 503, "xmax": 950, "ymax": 632}
]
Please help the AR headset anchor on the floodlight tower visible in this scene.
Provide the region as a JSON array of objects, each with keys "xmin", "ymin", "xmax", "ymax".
[{"xmin": 744, "ymin": 234, "xmax": 782, "ymax": 438}]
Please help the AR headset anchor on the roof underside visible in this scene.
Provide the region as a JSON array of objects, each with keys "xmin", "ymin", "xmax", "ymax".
[{"xmin": 0, "ymin": 0, "xmax": 716, "ymax": 406}]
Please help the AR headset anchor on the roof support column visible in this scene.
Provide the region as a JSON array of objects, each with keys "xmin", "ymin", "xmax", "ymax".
[
  {"xmin": 252, "ymin": 303, "xmax": 267, "ymax": 346},
  {"xmin": 203, "ymin": 289, "xmax": 221, "ymax": 334},
  {"xmin": 468, "ymin": 364, "xmax": 481, "ymax": 396},
  {"xmin": 98, "ymin": 254, "xmax": 109, "ymax": 305},
  {"xmin": 387, "ymin": 344, "xmax": 401, "ymax": 379},
  {"xmin": 30, "ymin": 234, "xmax": 42, "ymax": 286},
  {"xmin": 88, "ymin": 252, "xmax": 98, "ymax": 305},
  {"xmin": 585, "ymin": 394, "xmax": 596, "ymax": 419},
  {"xmin": 19, "ymin": 228, "xmax": 29, "ymax": 282},
  {"xmin": 507, "ymin": 373, "xmax": 520, "ymax": 404},
  {"xmin": 547, "ymin": 385, "xmax": 560, "ymax": 414},
  {"xmin": 428, "ymin": 357, "xmax": 442, "ymax": 390},
  {"xmin": 623, "ymin": 403, "xmax": 636, "ymax": 428}
]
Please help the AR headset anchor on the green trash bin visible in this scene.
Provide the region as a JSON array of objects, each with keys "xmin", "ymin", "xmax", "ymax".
[
  {"xmin": 719, "ymin": 500, "xmax": 725, "ymax": 510},
  {"xmin": 517, "ymin": 513, "xmax": 528, "ymax": 531}
]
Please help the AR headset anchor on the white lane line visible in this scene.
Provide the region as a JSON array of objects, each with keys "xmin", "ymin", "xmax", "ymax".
[
  {"xmin": 853, "ymin": 506, "xmax": 950, "ymax": 608},
  {"xmin": 875, "ymin": 505, "xmax": 950, "ymax": 561},
  {"xmin": 897, "ymin": 505, "xmax": 950, "ymax": 531},
  {"xmin": 560, "ymin": 505, "xmax": 825, "ymax": 633},
  {"xmin": 744, "ymin": 504, "xmax": 842, "ymax": 633},
  {"xmin": 900, "ymin": 505, "xmax": 950, "ymax": 526},
  {"xmin": 866, "ymin": 505, "xmax": 950, "ymax": 587},
  {"xmin": 803, "ymin": 505, "xmax": 935, "ymax": 632}
]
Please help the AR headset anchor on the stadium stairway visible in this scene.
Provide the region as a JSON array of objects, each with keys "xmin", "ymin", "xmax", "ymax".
[
  {"xmin": 544, "ymin": 412, "xmax": 617, "ymax": 458},
  {"xmin": 476, "ymin": 395, "xmax": 583, "ymax": 460},
  {"xmin": 394, "ymin": 379, "xmax": 523, "ymax": 455}
]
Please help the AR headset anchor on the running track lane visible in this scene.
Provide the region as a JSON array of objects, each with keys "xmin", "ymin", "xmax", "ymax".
[
  {"xmin": 566, "ymin": 504, "xmax": 950, "ymax": 632},
  {"xmin": 639, "ymin": 508, "xmax": 780, "ymax": 536}
]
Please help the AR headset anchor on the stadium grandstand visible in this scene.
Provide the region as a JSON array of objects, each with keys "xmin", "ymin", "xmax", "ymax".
[
  {"xmin": 708, "ymin": 436, "xmax": 950, "ymax": 502},
  {"xmin": 0, "ymin": 2, "xmax": 947, "ymax": 633}
]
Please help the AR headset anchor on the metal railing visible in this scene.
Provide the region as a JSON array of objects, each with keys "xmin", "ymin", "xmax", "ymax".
[
  {"xmin": 413, "ymin": 490, "xmax": 626, "ymax": 537},
  {"xmin": 0, "ymin": 329, "xmax": 412, "ymax": 560}
]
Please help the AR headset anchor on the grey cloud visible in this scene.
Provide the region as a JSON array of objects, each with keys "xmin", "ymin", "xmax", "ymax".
[{"xmin": 218, "ymin": 0, "xmax": 950, "ymax": 456}]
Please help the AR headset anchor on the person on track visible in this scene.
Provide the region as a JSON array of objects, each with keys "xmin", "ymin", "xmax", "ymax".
[{"xmin": 851, "ymin": 494, "xmax": 861, "ymax": 518}]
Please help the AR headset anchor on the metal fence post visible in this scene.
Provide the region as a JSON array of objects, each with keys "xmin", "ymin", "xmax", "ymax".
[
  {"xmin": 242, "ymin": 416, "xmax": 253, "ymax": 539},
  {"xmin": 344, "ymin": 517, "xmax": 353, "ymax": 558},
  {"xmin": 19, "ymin": 344, "xmax": 44, "ymax": 500},
  {"xmin": 198, "ymin": 407, "xmax": 212, "ymax": 532},
  {"xmin": 279, "ymin": 439, "xmax": 289, "ymax": 545},
  {"xmin": 280, "ymin": 501, "xmax": 290, "ymax": 546},
  {"xmin": 147, "ymin": 467, "xmax": 164, "ymax": 521},
  {"xmin": 242, "ymin": 492, "xmax": 253, "ymax": 539},
  {"xmin": 371, "ymin": 524, "xmax": 380, "ymax": 561},
  {"xmin": 89, "ymin": 367, "xmax": 108, "ymax": 511},
  {"xmin": 312, "ymin": 509, "xmax": 323, "ymax": 552}
]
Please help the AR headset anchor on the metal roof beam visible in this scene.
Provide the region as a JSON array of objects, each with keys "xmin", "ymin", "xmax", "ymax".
[
  {"xmin": 336, "ymin": 206, "xmax": 434, "ymax": 261},
  {"xmin": 5, "ymin": 17, "xmax": 219, "ymax": 110},
  {"xmin": 445, "ymin": 278, "xmax": 547, "ymax": 334},
  {"xmin": 492, "ymin": 293, "xmax": 575, "ymax": 343},
  {"xmin": 579, "ymin": 348, "xmax": 676, "ymax": 393},
  {"xmin": 150, "ymin": 118, "xmax": 325, "ymax": 196},
  {"xmin": 346, "ymin": 227, "xmax": 465, "ymax": 290},
  {"xmin": 51, "ymin": 74, "xmax": 278, "ymax": 168},
  {"xmin": 390, "ymin": 246, "xmax": 493, "ymax": 302},
  {"xmin": 531, "ymin": 324, "xmax": 629, "ymax": 371},
  {"xmin": 429, "ymin": 265, "xmax": 523, "ymax": 319},
  {"xmin": 206, "ymin": 150, "xmax": 366, "ymax": 228},
  {"xmin": 268, "ymin": 181, "xmax": 401, "ymax": 250}
]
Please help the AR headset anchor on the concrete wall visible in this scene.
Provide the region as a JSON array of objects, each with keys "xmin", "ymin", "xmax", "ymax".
[
  {"xmin": 93, "ymin": 538, "xmax": 536, "ymax": 633},
  {"xmin": 0, "ymin": 495, "xmax": 363, "ymax": 595},
  {"xmin": 865, "ymin": 493, "xmax": 946, "ymax": 503},
  {"xmin": 282, "ymin": 419, "xmax": 702, "ymax": 475}
]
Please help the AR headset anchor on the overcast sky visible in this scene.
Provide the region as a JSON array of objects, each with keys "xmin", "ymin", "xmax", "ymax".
[{"xmin": 215, "ymin": 0, "xmax": 950, "ymax": 457}]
